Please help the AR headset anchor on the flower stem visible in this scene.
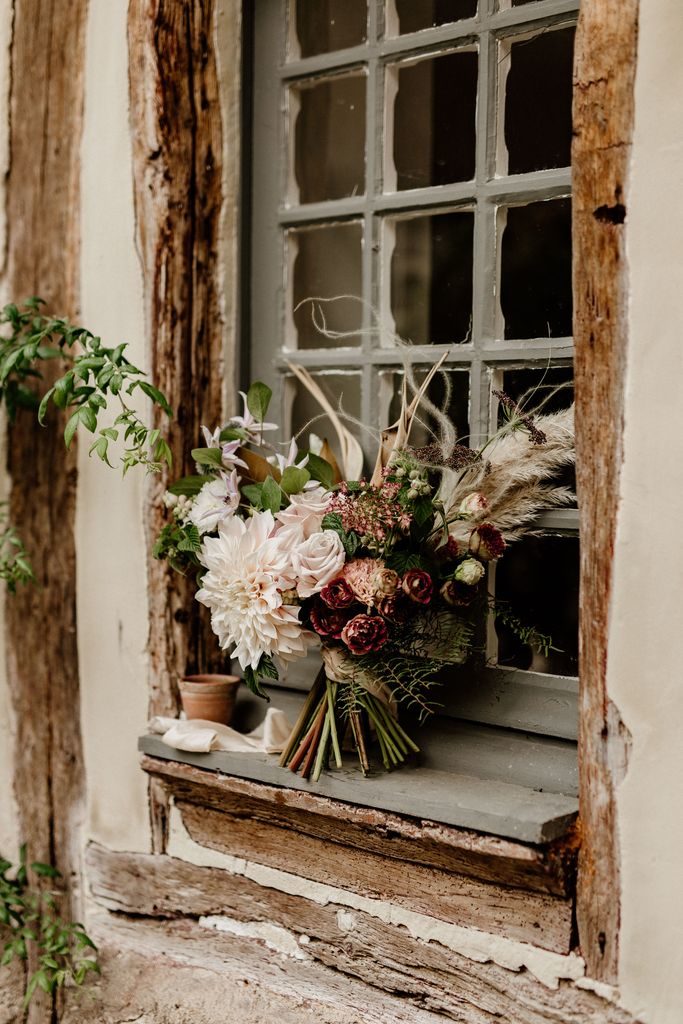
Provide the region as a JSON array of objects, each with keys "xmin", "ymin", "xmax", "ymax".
[
  {"xmin": 312, "ymin": 710, "xmax": 332, "ymax": 782},
  {"xmin": 326, "ymin": 680, "xmax": 343, "ymax": 769}
]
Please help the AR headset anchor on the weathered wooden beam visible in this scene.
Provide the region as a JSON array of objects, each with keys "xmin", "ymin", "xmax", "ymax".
[
  {"xmin": 127, "ymin": 0, "xmax": 235, "ymax": 852},
  {"xmin": 141, "ymin": 753, "xmax": 578, "ymax": 896},
  {"xmin": 86, "ymin": 844, "xmax": 637, "ymax": 1024},
  {"xmin": 177, "ymin": 799, "xmax": 572, "ymax": 951},
  {"xmin": 4, "ymin": 0, "xmax": 89, "ymax": 1019},
  {"xmin": 572, "ymin": 0, "xmax": 639, "ymax": 982}
]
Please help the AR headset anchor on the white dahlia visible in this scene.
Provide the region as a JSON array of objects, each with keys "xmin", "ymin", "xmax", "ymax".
[{"xmin": 195, "ymin": 511, "xmax": 309, "ymax": 671}]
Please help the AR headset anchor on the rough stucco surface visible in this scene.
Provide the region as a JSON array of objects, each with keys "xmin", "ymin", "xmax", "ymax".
[
  {"xmin": 77, "ymin": 0, "xmax": 150, "ymax": 853},
  {"xmin": 611, "ymin": 1, "xmax": 683, "ymax": 1021}
]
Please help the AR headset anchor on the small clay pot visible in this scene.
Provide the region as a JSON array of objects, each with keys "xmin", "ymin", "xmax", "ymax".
[{"xmin": 179, "ymin": 674, "xmax": 240, "ymax": 726}]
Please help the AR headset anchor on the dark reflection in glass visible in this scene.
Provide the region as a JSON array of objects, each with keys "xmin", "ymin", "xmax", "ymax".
[
  {"xmin": 495, "ymin": 536, "xmax": 579, "ymax": 676},
  {"xmin": 292, "ymin": 74, "xmax": 366, "ymax": 203},
  {"xmin": 498, "ymin": 366, "xmax": 576, "ymax": 500},
  {"xmin": 392, "ymin": 0, "xmax": 477, "ymax": 33},
  {"xmin": 288, "ymin": 222, "xmax": 363, "ymax": 349},
  {"xmin": 392, "ymin": 51, "xmax": 477, "ymax": 190},
  {"xmin": 291, "ymin": 0, "xmax": 367, "ymax": 58},
  {"xmin": 384, "ymin": 368, "xmax": 470, "ymax": 446},
  {"xmin": 290, "ymin": 372, "xmax": 362, "ymax": 452},
  {"xmin": 500, "ymin": 198, "xmax": 572, "ymax": 339},
  {"xmin": 504, "ymin": 27, "xmax": 575, "ymax": 174},
  {"xmin": 390, "ymin": 211, "xmax": 474, "ymax": 345}
]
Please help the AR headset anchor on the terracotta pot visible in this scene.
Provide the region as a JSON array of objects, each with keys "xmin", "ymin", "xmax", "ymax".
[{"xmin": 179, "ymin": 674, "xmax": 240, "ymax": 725}]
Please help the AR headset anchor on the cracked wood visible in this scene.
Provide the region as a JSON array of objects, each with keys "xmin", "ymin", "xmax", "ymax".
[
  {"xmin": 572, "ymin": 0, "xmax": 639, "ymax": 983},
  {"xmin": 127, "ymin": 0, "xmax": 232, "ymax": 852}
]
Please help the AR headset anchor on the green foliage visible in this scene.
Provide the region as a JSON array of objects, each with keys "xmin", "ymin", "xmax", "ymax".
[
  {"xmin": 245, "ymin": 381, "xmax": 272, "ymax": 423},
  {"xmin": 320, "ymin": 512, "xmax": 359, "ymax": 557},
  {"xmin": 489, "ymin": 598, "xmax": 557, "ymax": 658},
  {"xmin": 168, "ymin": 475, "xmax": 206, "ymax": 497},
  {"xmin": 303, "ymin": 452, "xmax": 334, "ymax": 490},
  {"xmin": 152, "ymin": 520, "xmax": 202, "ymax": 575},
  {"xmin": 384, "ymin": 550, "xmax": 429, "ymax": 574},
  {"xmin": 0, "ymin": 298, "xmax": 173, "ymax": 475},
  {"xmin": 261, "ymin": 475, "xmax": 283, "ymax": 513},
  {"xmin": 191, "ymin": 447, "xmax": 224, "ymax": 469},
  {"xmin": 243, "ymin": 653, "xmax": 278, "ymax": 700},
  {"xmin": 0, "ymin": 503, "xmax": 34, "ymax": 593},
  {"xmin": 0, "ymin": 847, "xmax": 99, "ymax": 1007},
  {"xmin": 280, "ymin": 465, "xmax": 310, "ymax": 496}
]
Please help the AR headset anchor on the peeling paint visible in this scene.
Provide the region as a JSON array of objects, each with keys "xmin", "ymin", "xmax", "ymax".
[{"xmin": 200, "ymin": 915, "xmax": 309, "ymax": 961}]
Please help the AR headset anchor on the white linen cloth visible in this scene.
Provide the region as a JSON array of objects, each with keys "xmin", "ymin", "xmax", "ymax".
[{"xmin": 148, "ymin": 707, "xmax": 293, "ymax": 755}]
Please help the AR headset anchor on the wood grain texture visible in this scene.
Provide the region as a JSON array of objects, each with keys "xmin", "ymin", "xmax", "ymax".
[
  {"xmin": 127, "ymin": 0, "xmax": 236, "ymax": 850},
  {"xmin": 178, "ymin": 800, "xmax": 572, "ymax": 952},
  {"xmin": 141, "ymin": 753, "xmax": 578, "ymax": 896},
  {"xmin": 86, "ymin": 845, "xmax": 638, "ymax": 1024},
  {"xmin": 572, "ymin": 0, "xmax": 639, "ymax": 982},
  {"xmin": 3, "ymin": 0, "xmax": 89, "ymax": 1018}
]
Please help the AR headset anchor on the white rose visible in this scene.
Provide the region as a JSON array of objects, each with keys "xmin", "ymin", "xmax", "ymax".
[
  {"xmin": 294, "ymin": 530, "xmax": 346, "ymax": 599},
  {"xmin": 275, "ymin": 485, "xmax": 332, "ymax": 543},
  {"xmin": 453, "ymin": 558, "xmax": 485, "ymax": 585}
]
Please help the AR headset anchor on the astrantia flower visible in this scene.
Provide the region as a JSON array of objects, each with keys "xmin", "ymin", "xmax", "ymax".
[
  {"xmin": 294, "ymin": 530, "xmax": 346, "ymax": 599},
  {"xmin": 275, "ymin": 485, "xmax": 333, "ymax": 542},
  {"xmin": 469, "ymin": 523, "xmax": 506, "ymax": 561},
  {"xmin": 341, "ymin": 558, "xmax": 384, "ymax": 607},
  {"xmin": 453, "ymin": 557, "xmax": 485, "ymax": 586},
  {"xmin": 195, "ymin": 511, "xmax": 308, "ymax": 671},
  {"xmin": 341, "ymin": 613, "xmax": 388, "ymax": 655},
  {"xmin": 189, "ymin": 471, "xmax": 241, "ymax": 534}
]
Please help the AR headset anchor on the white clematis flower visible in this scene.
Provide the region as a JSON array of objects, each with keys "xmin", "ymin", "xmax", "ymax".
[
  {"xmin": 189, "ymin": 471, "xmax": 241, "ymax": 534},
  {"xmin": 196, "ymin": 511, "xmax": 309, "ymax": 671}
]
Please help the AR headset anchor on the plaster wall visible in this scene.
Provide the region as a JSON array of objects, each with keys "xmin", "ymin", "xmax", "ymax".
[{"xmin": 610, "ymin": 1, "xmax": 683, "ymax": 1021}]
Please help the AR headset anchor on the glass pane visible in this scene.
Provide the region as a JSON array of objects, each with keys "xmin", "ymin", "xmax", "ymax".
[
  {"xmin": 389, "ymin": 211, "xmax": 474, "ymax": 345},
  {"xmin": 287, "ymin": 222, "xmax": 363, "ymax": 348},
  {"xmin": 500, "ymin": 199, "xmax": 572, "ymax": 340},
  {"xmin": 390, "ymin": 51, "xmax": 477, "ymax": 191},
  {"xmin": 498, "ymin": 366, "xmax": 575, "ymax": 499},
  {"xmin": 494, "ymin": 536, "xmax": 579, "ymax": 677},
  {"xmin": 289, "ymin": 372, "xmax": 362, "ymax": 457},
  {"xmin": 382, "ymin": 368, "xmax": 470, "ymax": 447},
  {"xmin": 503, "ymin": 28, "xmax": 575, "ymax": 175},
  {"xmin": 290, "ymin": 0, "xmax": 367, "ymax": 59},
  {"xmin": 290, "ymin": 74, "xmax": 366, "ymax": 204},
  {"xmin": 390, "ymin": 0, "xmax": 477, "ymax": 34}
]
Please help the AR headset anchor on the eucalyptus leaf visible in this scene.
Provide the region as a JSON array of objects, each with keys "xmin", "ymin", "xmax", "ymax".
[
  {"xmin": 261, "ymin": 475, "xmax": 282, "ymax": 513},
  {"xmin": 280, "ymin": 465, "xmax": 310, "ymax": 495},
  {"xmin": 246, "ymin": 380, "xmax": 272, "ymax": 422}
]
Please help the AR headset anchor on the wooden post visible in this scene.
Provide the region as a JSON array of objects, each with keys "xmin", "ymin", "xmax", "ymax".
[
  {"xmin": 3, "ymin": 0, "xmax": 89, "ymax": 1018},
  {"xmin": 573, "ymin": 0, "xmax": 639, "ymax": 983},
  {"xmin": 127, "ymin": 0, "xmax": 236, "ymax": 852}
]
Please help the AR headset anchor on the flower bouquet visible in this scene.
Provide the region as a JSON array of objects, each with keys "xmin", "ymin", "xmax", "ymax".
[{"xmin": 155, "ymin": 358, "xmax": 574, "ymax": 781}]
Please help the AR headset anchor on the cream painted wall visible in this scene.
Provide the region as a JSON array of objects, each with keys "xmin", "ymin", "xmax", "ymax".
[
  {"xmin": 77, "ymin": 0, "xmax": 150, "ymax": 853},
  {"xmin": 611, "ymin": 2, "xmax": 683, "ymax": 1022}
]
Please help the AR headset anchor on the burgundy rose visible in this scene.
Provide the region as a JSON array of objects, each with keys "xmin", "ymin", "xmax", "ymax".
[
  {"xmin": 341, "ymin": 614, "xmax": 388, "ymax": 655},
  {"xmin": 319, "ymin": 577, "xmax": 356, "ymax": 609},
  {"xmin": 309, "ymin": 601, "xmax": 350, "ymax": 640},
  {"xmin": 440, "ymin": 579, "xmax": 476, "ymax": 608},
  {"xmin": 435, "ymin": 536, "xmax": 463, "ymax": 564},
  {"xmin": 376, "ymin": 593, "xmax": 412, "ymax": 625},
  {"xmin": 402, "ymin": 568, "xmax": 433, "ymax": 605},
  {"xmin": 469, "ymin": 523, "xmax": 506, "ymax": 561}
]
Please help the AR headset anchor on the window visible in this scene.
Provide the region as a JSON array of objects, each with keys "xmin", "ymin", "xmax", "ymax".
[{"xmin": 148, "ymin": 0, "xmax": 581, "ymax": 842}]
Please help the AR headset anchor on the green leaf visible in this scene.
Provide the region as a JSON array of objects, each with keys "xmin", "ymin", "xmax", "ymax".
[
  {"xmin": 241, "ymin": 483, "xmax": 263, "ymax": 509},
  {"xmin": 168, "ymin": 475, "xmax": 205, "ymax": 497},
  {"xmin": 30, "ymin": 863, "xmax": 59, "ymax": 879},
  {"xmin": 137, "ymin": 380, "xmax": 173, "ymax": 417},
  {"xmin": 64, "ymin": 410, "xmax": 80, "ymax": 449},
  {"xmin": 246, "ymin": 381, "xmax": 272, "ymax": 422},
  {"xmin": 78, "ymin": 404, "xmax": 98, "ymax": 433},
  {"xmin": 37, "ymin": 387, "xmax": 55, "ymax": 425},
  {"xmin": 177, "ymin": 524, "xmax": 201, "ymax": 553},
  {"xmin": 219, "ymin": 425, "xmax": 248, "ymax": 443},
  {"xmin": 280, "ymin": 465, "xmax": 310, "ymax": 496},
  {"xmin": 243, "ymin": 663, "xmax": 272, "ymax": 701},
  {"xmin": 303, "ymin": 452, "xmax": 335, "ymax": 490},
  {"xmin": 191, "ymin": 447, "xmax": 223, "ymax": 468},
  {"xmin": 261, "ymin": 475, "xmax": 282, "ymax": 514}
]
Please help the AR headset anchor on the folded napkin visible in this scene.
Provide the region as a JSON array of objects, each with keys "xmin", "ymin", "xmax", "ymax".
[{"xmin": 148, "ymin": 707, "xmax": 293, "ymax": 755}]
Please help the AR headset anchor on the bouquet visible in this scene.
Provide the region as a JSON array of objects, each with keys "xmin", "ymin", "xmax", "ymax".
[{"xmin": 155, "ymin": 358, "xmax": 574, "ymax": 781}]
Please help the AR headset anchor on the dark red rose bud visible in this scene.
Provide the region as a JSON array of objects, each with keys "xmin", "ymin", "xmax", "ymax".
[
  {"xmin": 401, "ymin": 568, "xmax": 433, "ymax": 605},
  {"xmin": 376, "ymin": 593, "xmax": 412, "ymax": 625},
  {"xmin": 341, "ymin": 614, "xmax": 388, "ymax": 655},
  {"xmin": 319, "ymin": 577, "xmax": 356, "ymax": 609},
  {"xmin": 435, "ymin": 536, "xmax": 463, "ymax": 563},
  {"xmin": 440, "ymin": 579, "xmax": 476, "ymax": 607},
  {"xmin": 469, "ymin": 523, "xmax": 506, "ymax": 561},
  {"xmin": 309, "ymin": 602, "xmax": 350, "ymax": 640}
]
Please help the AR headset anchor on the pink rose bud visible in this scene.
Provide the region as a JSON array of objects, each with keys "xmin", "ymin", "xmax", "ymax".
[
  {"xmin": 341, "ymin": 614, "xmax": 389, "ymax": 655},
  {"xmin": 458, "ymin": 492, "xmax": 489, "ymax": 520},
  {"xmin": 469, "ymin": 523, "xmax": 506, "ymax": 561},
  {"xmin": 401, "ymin": 568, "xmax": 433, "ymax": 605}
]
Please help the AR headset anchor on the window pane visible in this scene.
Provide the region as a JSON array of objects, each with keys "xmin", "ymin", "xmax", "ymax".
[
  {"xmin": 289, "ymin": 372, "xmax": 362, "ymax": 457},
  {"xmin": 381, "ymin": 367, "xmax": 470, "ymax": 447},
  {"xmin": 290, "ymin": 74, "xmax": 366, "ymax": 204},
  {"xmin": 494, "ymin": 536, "xmax": 579, "ymax": 677},
  {"xmin": 389, "ymin": 51, "xmax": 477, "ymax": 191},
  {"xmin": 500, "ymin": 199, "xmax": 572, "ymax": 340},
  {"xmin": 503, "ymin": 28, "xmax": 575, "ymax": 175},
  {"xmin": 290, "ymin": 0, "xmax": 367, "ymax": 59},
  {"xmin": 389, "ymin": 0, "xmax": 477, "ymax": 34},
  {"xmin": 388, "ymin": 211, "xmax": 474, "ymax": 345},
  {"xmin": 287, "ymin": 222, "xmax": 363, "ymax": 349}
]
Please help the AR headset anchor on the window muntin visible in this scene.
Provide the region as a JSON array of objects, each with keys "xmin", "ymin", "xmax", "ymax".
[{"xmin": 251, "ymin": 0, "xmax": 579, "ymax": 692}]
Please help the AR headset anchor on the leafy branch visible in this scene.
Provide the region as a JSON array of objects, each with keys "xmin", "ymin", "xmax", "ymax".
[
  {"xmin": 0, "ymin": 847, "xmax": 99, "ymax": 1006},
  {"xmin": 0, "ymin": 502, "xmax": 34, "ymax": 592}
]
